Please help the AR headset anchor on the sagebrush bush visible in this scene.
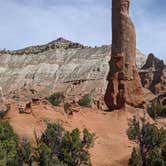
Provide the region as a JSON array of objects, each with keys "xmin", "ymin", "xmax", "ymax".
[
  {"xmin": 128, "ymin": 148, "xmax": 142, "ymax": 166},
  {"xmin": 78, "ymin": 94, "xmax": 92, "ymax": 107},
  {"xmin": 38, "ymin": 123, "xmax": 94, "ymax": 166},
  {"xmin": 0, "ymin": 122, "xmax": 34, "ymax": 166},
  {"xmin": 148, "ymin": 101, "xmax": 166, "ymax": 119},
  {"xmin": 0, "ymin": 122, "xmax": 94, "ymax": 166},
  {"xmin": 64, "ymin": 103, "xmax": 70, "ymax": 112},
  {"xmin": 17, "ymin": 138, "xmax": 33, "ymax": 166},
  {"xmin": 46, "ymin": 92, "xmax": 64, "ymax": 106},
  {"xmin": 0, "ymin": 121, "xmax": 19, "ymax": 165},
  {"xmin": 127, "ymin": 116, "xmax": 166, "ymax": 166},
  {"xmin": 0, "ymin": 111, "xmax": 7, "ymax": 119}
]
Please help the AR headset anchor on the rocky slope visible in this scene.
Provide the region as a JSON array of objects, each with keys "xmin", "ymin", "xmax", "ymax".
[
  {"xmin": 5, "ymin": 100, "xmax": 145, "ymax": 166},
  {"xmin": 139, "ymin": 53, "xmax": 166, "ymax": 94},
  {"xmin": 0, "ymin": 38, "xmax": 146, "ymax": 103}
]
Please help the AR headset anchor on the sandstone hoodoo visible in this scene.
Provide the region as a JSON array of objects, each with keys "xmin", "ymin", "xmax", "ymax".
[{"xmin": 104, "ymin": 0, "xmax": 145, "ymax": 110}]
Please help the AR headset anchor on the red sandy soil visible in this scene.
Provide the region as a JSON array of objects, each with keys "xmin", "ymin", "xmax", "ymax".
[{"xmin": 4, "ymin": 102, "xmax": 147, "ymax": 166}]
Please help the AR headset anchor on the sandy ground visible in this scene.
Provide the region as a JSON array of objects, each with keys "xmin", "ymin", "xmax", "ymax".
[{"xmin": 5, "ymin": 102, "xmax": 146, "ymax": 166}]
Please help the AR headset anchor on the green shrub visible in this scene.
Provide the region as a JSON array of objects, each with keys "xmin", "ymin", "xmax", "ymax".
[
  {"xmin": 17, "ymin": 139, "xmax": 33, "ymax": 166},
  {"xmin": 37, "ymin": 143, "xmax": 52, "ymax": 166},
  {"xmin": 0, "ymin": 111, "xmax": 7, "ymax": 119},
  {"xmin": 64, "ymin": 103, "xmax": 70, "ymax": 112},
  {"xmin": 82, "ymin": 128, "xmax": 95, "ymax": 148},
  {"xmin": 0, "ymin": 121, "xmax": 19, "ymax": 166},
  {"xmin": 37, "ymin": 143, "xmax": 63, "ymax": 166},
  {"xmin": 46, "ymin": 92, "xmax": 64, "ymax": 106},
  {"xmin": 0, "ymin": 121, "xmax": 18, "ymax": 144},
  {"xmin": 148, "ymin": 101, "xmax": 166, "ymax": 119},
  {"xmin": 128, "ymin": 148, "xmax": 142, "ymax": 166},
  {"xmin": 146, "ymin": 148, "xmax": 163, "ymax": 166},
  {"xmin": 0, "ymin": 122, "xmax": 94, "ymax": 166},
  {"xmin": 127, "ymin": 116, "xmax": 166, "ymax": 166},
  {"xmin": 39, "ymin": 123, "xmax": 94, "ymax": 166},
  {"xmin": 0, "ymin": 123, "xmax": 33, "ymax": 166},
  {"xmin": 40, "ymin": 123, "xmax": 64, "ymax": 155},
  {"xmin": 78, "ymin": 94, "xmax": 91, "ymax": 107}
]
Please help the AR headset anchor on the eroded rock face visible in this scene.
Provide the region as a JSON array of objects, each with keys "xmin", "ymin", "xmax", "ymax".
[
  {"xmin": 104, "ymin": 0, "xmax": 145, "ymax": 109},
  {"xmin": 0, "ymin": 39, "xmax": 146, "ymax": 97},
  {"xmin": 139, "ymin": 53, "xmax": 166, "ymax": 94},
  {"xmin": 0, "ymin": 36, "xmax": 147, "ymax": 110}
]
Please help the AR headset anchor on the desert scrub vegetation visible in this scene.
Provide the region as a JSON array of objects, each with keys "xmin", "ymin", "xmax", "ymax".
[
  {"xmin": 0, "ymin": 110, "xmax": 8, "ymax": 119},
  {"xmin": 0, "ymin": 121, "xmax": 94, "ymax": 166},
  {"xmin": 148, "ymin": 101, "xmax": 166, "ymax": 119},
  {"xmin": 0, "ymin": 121, "xmax": 19, "ymax": 166},
  {"xmin": 127, "ymin": 115, "xmax": 166, "ymax": 166},
  {"xmin": 78, "ymin": 93, "xmax": 92, "ymax": 107},
  {"xmin": 78, "ymin": 89, "xmax": 96, "ymax": 107},
  {"xmin": 0, "ymin": 104, "xmax": 10, "ymax": 119},
  {"xmin": 0, "ymin": 121, "xmax": 33, "ymax": 166},
  {"xmin": 64, "ymin": 102, "xmax": 71, "ymax": 112},
  {"xmin": 37, "ymin": 123, "xmax": 95, "ymax": 166},
  {"xmin": 45, "ymin": 92, "xmax": 64, "ymax": 106}
]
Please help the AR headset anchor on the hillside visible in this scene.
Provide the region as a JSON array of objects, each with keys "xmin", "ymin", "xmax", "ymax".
[
  {"xmin": 5, "ymin": 99, "xmax": 147, "ymax": 166},
  {"xmin": 0, "ymin": 38, "xmax": 146, "ymax": 101},
  {"xmin": 0, "ymin": 38, "xmax": 151, "ymax": 166}
]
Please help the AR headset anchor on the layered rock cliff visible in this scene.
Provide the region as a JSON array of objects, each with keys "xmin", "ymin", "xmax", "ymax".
[
  {"xmin": 139, "ymin": 53, "xmax": 166, "ymax": 94},
  {"xmin": 0, "ymin": 38, "xmax": 146, "ymax": 104}
]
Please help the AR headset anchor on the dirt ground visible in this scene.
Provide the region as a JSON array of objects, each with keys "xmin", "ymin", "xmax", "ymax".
[{"xmin": 5, "ymin": 102, "xmax": 147, "ymax": 166}]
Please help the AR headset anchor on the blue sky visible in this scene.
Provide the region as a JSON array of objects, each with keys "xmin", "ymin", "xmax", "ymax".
[
  {"xmin": 131, "ymin": 0, "xmax": 166, "ymax": 60},
  {"xmin": 0, "ymin": 0, "xmax": 165, "ymax": 60}
]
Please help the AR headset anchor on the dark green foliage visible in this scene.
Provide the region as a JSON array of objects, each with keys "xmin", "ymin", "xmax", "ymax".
[
  {"xmin": 162, "ymin": 145, "xmax": 166, "ymax": 163},
  {"xmin": 37, "ymin": 143, "xmax": 52, "ymax": 166},
  {"xmin": 128, "ymin": 148, "xmax": 142, "ymax": 166},
  {"xmin": 0, "ymin": 122, "xmax": 33, "ymax": 166},
  {"xmin": 0, "ymin": 121, "xmax": 18, "ymax": 142},
  {"xmin": 0, "ymin": 111, "xmax": 8, "ymax": 119},
  {"xmin": 0, "ymin": 105, "xmax": 10, "ymax": 120},
  {"xmin": 46, "ymin": 92, "xmax": 64, "ymax": 106},
  {"xmin": 17, "ymin": 139, "xmax": 32, "ymax": 166},
  {"xmin": 127, "ymin": 116, "xmax": 166, "ymax": 166},
  {"xmin": 0, "ymin": 121, "xmax": 19, "ymax": 166},
  {"xmin": 127, "ymin": 116, "xmax": 140, "ymax": 141},
  {"xmin": 60, "ymin": 129, "xmax": 88, "ymax": 166},
  {"xmin": 82, "ymin": 128, "xmax": 95, "ymax": 148},
  {"xmin": 78, "ymin": 94, "xmax": 91, "ymax": 107},
  {"xmin": 148, "ymin": 101, "xmax": 166, "ymax": 119},
  {"xmin": 40, "ymin": 123, "xmax": 64, "ymax": 156},
  {"xmin": 39, "ymin": 123, "xmax": 94, "ymax": 166},
  {"xmin": 146, "ymin": 148, "xmax": 164, "ymax": 166},
  {"xmin": 0, "ymin": 122, "xmax": 94, "ymax": 166},
  {"xmin": 64, "ymin": 103, "xmax": 70, "ymax": 112},
  {"xmin": 37, "ymin": 143, "xmax": 63, "ymax": 166}
]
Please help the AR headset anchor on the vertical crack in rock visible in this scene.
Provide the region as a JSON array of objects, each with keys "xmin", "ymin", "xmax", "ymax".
[{"xmin": 104, "ymin": 0, "xmax": 145, "ymax": 110}]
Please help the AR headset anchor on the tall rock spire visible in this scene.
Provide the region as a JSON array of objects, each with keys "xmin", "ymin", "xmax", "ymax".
[{"xmin": 104, "ymin": 0, "xmax": 145, "ymax": 110}]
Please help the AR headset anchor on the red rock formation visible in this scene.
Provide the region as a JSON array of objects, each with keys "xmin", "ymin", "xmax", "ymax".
[{"xmin": 104, "ymin": 0, "xmax": 145, "ymax": 110}]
